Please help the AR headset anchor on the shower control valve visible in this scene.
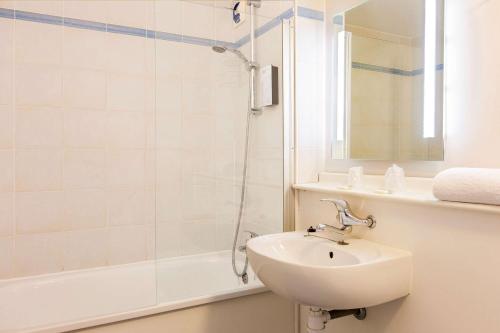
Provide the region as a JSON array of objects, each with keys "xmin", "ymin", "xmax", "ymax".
[{"xmin": 237, "ymin": 231, "xmax": 259, "ymax": 253}]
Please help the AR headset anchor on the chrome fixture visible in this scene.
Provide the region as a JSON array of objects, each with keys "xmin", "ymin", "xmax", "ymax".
[
  {"xmin": 306, "ymin": 199, "xmax": 375, "ymax": 244},
  {"xmin": 308, "ymin": 307, "xmax": 366, "ymax": 332},
  {"xmin": 237, "ymin": 231, "xmax": 259, "ymax": 253},
  {"xmin": 320, "ymin": 198, "xmax": 376, "ymax": 230},
  {"xmin": 210, "ymin": 46, "xmax": 257, "ymax": 70},
  {"xmin": 306, "ymin": 225, "xmax": 349, "ymax": 245},
  {"xmin": 213, "ymin": 0, "xmax": 261, "ymax": 112},
  {"xmin": 247, "ymin": 0, "xmax": 260, "ymax": 112},
  {"xmin": 210, "ymin": 0, "xmax": 262, "ymax": 284},
  {"xmin": 315, "ymin": 223, "xmax": 346, "ymax": 234},
  {"xmin": 305, "ymin": 199, "xmax": 377, "ymax": 241}
]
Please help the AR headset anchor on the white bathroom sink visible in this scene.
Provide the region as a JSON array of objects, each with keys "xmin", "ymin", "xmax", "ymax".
[{"xmin": 246, "ymin": 231, "xmax": 412, "ymax": 309}]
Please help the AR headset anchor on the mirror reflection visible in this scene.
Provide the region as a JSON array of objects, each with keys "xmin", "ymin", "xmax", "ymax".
[{"xmin": 332, "ymin": 0, "xmax": 445, "ymax": 161}]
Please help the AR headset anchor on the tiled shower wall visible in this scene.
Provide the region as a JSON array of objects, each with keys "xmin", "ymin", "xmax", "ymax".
[
  {"xmin": 0, "ymin": 0, "xmax": 156, "ymax": 279},
  {"xmin": 0, "ymin": 0, "xmax": 290, "ymax": 279},
  {"xmin": 155, "ymin": 0, "xmax": 290, "ymax": 258}
]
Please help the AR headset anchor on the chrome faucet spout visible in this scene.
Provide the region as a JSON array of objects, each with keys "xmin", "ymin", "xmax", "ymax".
[
  {"xmin": 316, "ymin": 223, "xmax": 350, "ymax": 234},
  {"xmin": 320, "ymin": 198, "xmax": 349, "ymax": 211}
]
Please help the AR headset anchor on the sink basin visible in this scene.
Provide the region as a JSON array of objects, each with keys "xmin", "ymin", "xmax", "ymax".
[{"xmin": 246, "ymin": 231, "xmax": 412, "ymax": 309}]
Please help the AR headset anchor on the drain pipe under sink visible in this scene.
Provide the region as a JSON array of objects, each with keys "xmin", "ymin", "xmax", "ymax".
[{"xmin": 307, "ymin": 307, "xmax": 367, "ymax": 332}]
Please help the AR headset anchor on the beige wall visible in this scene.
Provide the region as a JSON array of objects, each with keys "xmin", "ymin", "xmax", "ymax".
[
  {"xmin": 297, "ymin": 190, "xmax": 500, "ymax": 333},
  {"xmin": 74, "ymin": 292, "xmax": 295, "ymax": 333},
  {"xmin": 294, "ymin": 0, "xmax": 500, "ymax": 332},
  {"xmin": 444, "ymin": 0, "xmax": 500, "ymax": 168}
]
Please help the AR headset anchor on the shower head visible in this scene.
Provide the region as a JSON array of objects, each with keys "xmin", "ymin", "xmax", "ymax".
[{"xmin": 211, "ymin": 45, "xmax": 253, "ymax": 68}]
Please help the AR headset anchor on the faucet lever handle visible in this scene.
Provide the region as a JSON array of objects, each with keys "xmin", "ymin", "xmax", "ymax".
[{"xmin": 320, "ymin": 198, "xmax": 349, "ymax": 211}]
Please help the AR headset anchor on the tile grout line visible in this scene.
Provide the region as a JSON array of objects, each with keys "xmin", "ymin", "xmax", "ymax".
[{"xmin": 11, "ymin": 7, "xmax": 17, "ymax": 279}]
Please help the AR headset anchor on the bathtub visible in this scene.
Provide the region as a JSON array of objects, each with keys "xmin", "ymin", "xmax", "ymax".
[{"xmin": 0, "ymin": 251, "xmax": 265, "ymax": 333}]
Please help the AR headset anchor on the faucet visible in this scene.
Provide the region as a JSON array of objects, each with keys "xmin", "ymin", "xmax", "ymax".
[
  {"xmin": 319, "ymin": 199, "xmax": 376, "ymax": 231},
  {"xmin": 305, "ymin": 199, "xmax": 376, "ymax": 244},
  {"xmin": 238, "ymin": 231, "xmax": 259, "ymax": 252}
]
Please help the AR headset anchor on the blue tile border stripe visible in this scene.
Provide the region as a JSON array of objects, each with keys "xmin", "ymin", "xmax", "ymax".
[
  {"xmin": 0, "ymin": 7, "xmax": 239, "ymax": 49},
  {"xmin": 353, "ymin": 62, "xmax": 411, "ymax": 76},
  {"xmin": 107, "ymin": 24, "xmax": 147, "ymax": 37},
  {"xmin": 297, "ymin": 7, "xmax": 324, "ymax": 21},
  {"xmin": 0, "ymin": 8, "xmax": 14, "ymax": 19},
  {"xmin": 182, "ymin": 35, "xmax": 215, "ymax": 47},
  {"xmin": 63, "ymin": 17, "xmax": 106, "ymax": 32},
  {"xmin": 15, "ymin": 9, "xmax": 63, "ymax": 25},
  {"xmin": 353, "ymin": 62, "xmax": 444, "ymax": 77},
  {"xmin": 0, "ymin": 6, "xmax": 322, "ymax": 50},
  {"xmin": 0, "ymin": 5, "xmax": 440, "ymax": 79},
  {"xmin": 155, "ymin": 31, "xmax": 182, "ymax": 43}
]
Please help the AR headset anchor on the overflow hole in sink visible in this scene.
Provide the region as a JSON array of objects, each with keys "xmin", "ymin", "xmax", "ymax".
[{"xmin": 329, "ymin": 251, "xmax": 334, "ymax": 259}]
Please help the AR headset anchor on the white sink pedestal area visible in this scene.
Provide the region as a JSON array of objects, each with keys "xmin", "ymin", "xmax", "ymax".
[{"xmin": 247, "ymin": 231, "xmax": 413, "ymax": 332}]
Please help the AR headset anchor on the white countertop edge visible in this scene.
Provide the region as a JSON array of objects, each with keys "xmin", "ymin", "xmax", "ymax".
[
  {"xmin": 22, "ymin": 285, "xmax": 268, "ymax": 333},
  {"xmin": 293, "ymin": 182, "xmax": 500, "ymax": 214}
]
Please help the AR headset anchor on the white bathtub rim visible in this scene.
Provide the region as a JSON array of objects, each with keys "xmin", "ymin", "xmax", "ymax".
[
  {"xmin": 3, "ymin": 250, "xmax": 267, "ymax": 333},
  {"xmin": 19, "ymin": 284, "xmax": 268, "ymax": 333},
  {"xmin": 0, "ymin": 250, "xmax": 239, "ymax": 286}
]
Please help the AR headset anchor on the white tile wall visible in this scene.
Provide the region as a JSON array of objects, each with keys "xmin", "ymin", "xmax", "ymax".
[
  {"xmin": 63, "ymin": 28, "xmax": 107, "ymax": 70},
  {"xmin": 0, "ymin": 105, "xmax": 13, "ymax": 149},
  {"xmin": 15, "ymin": 21, "xmax": 62, "ymax": 65},
  {"xmin": 0, "ymin": 0, "xmax": 156, "ymax": 279},
  {"xmin": 15, "ymin": 63, "xmax": 63, "ymax": 107},
  {"xmin": 63, "ymin": 0, "xmax": 107, "ymax": 22},
  {"xmin": 16, "ymin": 107, "xmax": 64, "ymax": 148},
  {"xmin": 0, "ymin": 150, "xmax": 14, "ymax": 192},
  {"xmin": 14, "ymin": 0, "xmax": 63, "ymax": 16},
  {"xmin": 15, "ymin": 150, "xmax": 63, "ymax": 191},
  {"xmin": 63, "ymin": 229, "xmax": 107, "ymax": 270},
  {"xmin": 63, "ymin": 69, "xmax": 106, "ymax": 110},
  {"xmin": 15, "ymin": 191, "xmax": 66, "ymax": 233},
  {"xmin": 64, "ymin": 110, "xmax": 107, "ymax": 148},
  {"xmin": 105, "ymin": 0, "xmax": 155, "ymax": 30},
  {"xmin": 155, "ymin": 0, "xmax": 182, "ymax": 35},
  {"xmin": 63, "ymin": 150, "xmax": 106, "ymax": 189},
  {"xmin": 0, "ymin": 193, "xmax": 14, "ymax": 237},
  {"xmin": 64, "ymin": 190, "xmax": 107, "ymax": 230},
  {"xmin": 0, "ymin": 0, "xmax": 286, "ymax": 278},
  {"xmin": 0, "ymin": 237, "xmax": 13, "ymax": 277}
]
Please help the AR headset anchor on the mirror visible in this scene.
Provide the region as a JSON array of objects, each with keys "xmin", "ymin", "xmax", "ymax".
[{"xmin": 332, "ymin": 0, "xmax": 445, "ymax": 161}]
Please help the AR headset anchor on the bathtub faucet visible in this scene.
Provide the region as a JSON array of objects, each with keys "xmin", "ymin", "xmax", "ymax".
[{"xmin": 238, "ymin": 231, "xmax": 259, "ymax": 253}]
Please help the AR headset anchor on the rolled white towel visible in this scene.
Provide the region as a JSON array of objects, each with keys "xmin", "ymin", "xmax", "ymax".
[{"xmin": 433, "ymin": 168, "xmax": 500, "ymax": 205}]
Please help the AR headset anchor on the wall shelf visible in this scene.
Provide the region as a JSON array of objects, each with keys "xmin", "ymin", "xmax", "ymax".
[{"xmin": 293, "ymin": 173, "xmax": 500, "ymax": 215}]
